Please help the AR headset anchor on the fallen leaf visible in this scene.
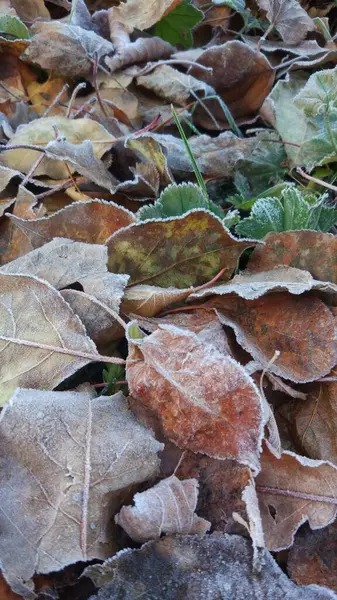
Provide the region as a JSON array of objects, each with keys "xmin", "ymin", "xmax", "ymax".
[
  {"xmin": 107, "ymin": 209, "xmax": 256, "ymax": 288},
  {"xmin": 212, "ymin": 292, "xmax": 337, "ymax": 383},
  {"xmin": 10, "ymin": 0, "xmax": 50, "ymax": 21},
  {"xmin": 293, "ymin": 381, "xmax": 337, "ymax": 463},
  {"xmin": 256, "ymin": 441, "xmax": 337, "ymax": 551},
  {"xmin": 153, "ymin": 0, "xmax": 202, "ymax": 48},
  {"xmin": 8, "ymin": 199, "xmax": 134, "ymax": 256},
  {"xmin": 0, "ymin": 165, "xmax": 20, "ymax": 194},
  {"xmin": 189, "ymin": 41, "xmax": 275, "ymax": 127},
  {"xmin": 85, "ymin": 534, "xmax": 337, "ymax": 599},
  {"xmin": 0, "ymin": 574, "xmax": 21, "ymax": 600},
  {"xmin": 256, "ymin": 0, "xmax": 314, "ymax": 45},
  {"xmin": 0, "ymin": 389, "xmax": 163, "ymax": 597},
  {"xmin": 127, "ymin": 324, "xmax": 265, "ymax": 471},
  {"xmin": 0, "ymin": 272, "xmax": 101, "ymax": 403},
  {"xmin": 175, "ymin": 451, "xmax": 251, "ymax": 534},
  {"xmin": 26, "ymin": 76, "xmax": 68, "ymax": 117},
  {"xmin": 288, "ymin": 521, "xmax": 337, "ymax": 593},
  {"xmin": 105, "ymin": 36, "xmax": 173, "ymax": 73},
  {"xmin": 121, "ymin": 284, "xmax": 193, "ymax": 317},
  {"xmin": 136, "ymin": 64, "xmax": 213, "ymax": 106},
  {"xmin": 125, "ymin": 134, "xmax": 173, "ymax": 188},
  {"xmin": 0, "ymin": 54, "xmax": 26, "ymax": 105},
  {"xmin": 1, "ymin": 116, "xmax": 115, "ymax": 179},
  {"xmin": 115, "ymin": 475, "xmax": 210, "ymax": 543},
  {"xmin": 247, "ymin": 230, "xmax": 337, "ymax": 283},
  {"xmin": 191, "ymin": 266, "xmax": 337, "ymax": 301},
  {"xmin": 108, "ymin": 0, "xmax": 180, "ymax": 32}
]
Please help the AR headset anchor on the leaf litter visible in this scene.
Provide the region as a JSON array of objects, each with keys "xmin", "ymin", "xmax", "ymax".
[{"xmin": 1, "ymin": 0, "xmax": 337, "ymax": 597}]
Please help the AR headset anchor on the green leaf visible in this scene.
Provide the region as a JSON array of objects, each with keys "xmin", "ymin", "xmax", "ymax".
[
  {"xmin": 0, "ymin": 14, "xmax": 29, "ymax": 40},
  {"xmin": 137, "ymin": 183, "xmax": 224, "ymax": 221},
  {"xmin": 223, "ymin": 209, "xmax": 240, "ymax": 228},
  {"xmin": 294, "ymin": 67, "xmax": 337, "ymax": 118},
  {"xmin": 235, "ymin": 186, "xmax": 337, "ymax": 239},
  {"xmin": 153, "ymin": 0, "xmax": 202, "ymax": 49},
  {"xmin": 212, "ymin": 0, "xmax": 245, "ymax": 11}
]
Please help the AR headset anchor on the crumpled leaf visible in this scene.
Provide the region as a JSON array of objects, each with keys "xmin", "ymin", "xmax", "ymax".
[
  {"xmin": 121, "ymin": 284, "xmax": 193, "ymax": 317},
  {"xmin": 8, "ymin": 199, "xmax": 134, "ymax": 256},
  {"xmin": 256, "ymin": 441, "xmax": 337, "ymax": 551},
  {"xmin": 1, "ymin": 117, "xmax": 115, "ymax": 179},
  {"xmin": 137, "ymin": 183, "xmax": 223, "ymax": 221},
  {"xmin": 22, "ymin": 21, "xmax": 114, "ymax": 78},
  {"xmin": 0, "ymin": 389, "xmax": 163, "ymax": 597},
  {"xmin": 136, "ymin": 64, "xmax": 213, "ymax": 106},
  {"xmin": 211, "ymin": 292, "xmax": 337, "ymax": 382},
  {"xmin": 189, "ymin": 41, "xmax": 275, "ymax": 127},
  {"xmin": 246, "ymin": 230, "xmax": 337, "ymax": 283},
  {"xmin": 293, "ymin": 381, "xmax": 337, "ymax": 464},
  {"xmin": 0, "ymin": 272, "xmax": 101, "ymax": 404},
  {"xmin": 85, "ymin": 534, "xmax": 337, "ymax": 600},
  {"xmin": 153, "ymin": 0, "xmax": 203, "ymax": 49},
  {"xmin": 107, "ymin": 209, "xmax": 256, "ymax": 288},
  {"xmin": 115, "ymin": 475, "xmax": 210, "ymax": 543},
  {"xmin": 108, "ymin": 0, "xmax": 181, "ymax": 33},
  {"xmin": 127, "ymin": 324, "xmax": 265, "ymax": 471},
  {"xmin": 191, "ymin": 266, "xmax": 337, "ymax": 301},
  {"xmin": 125, "ymin": 134, "xmax": 173, "ymax": 188},
  {"xmin": 288, "ymin": 520, "xmax": 337, "ymax": 593},
  {"xmin": 235, "ymin": 186, "xmax": 337, "ymax": 239},
  {"xmin": 106, "ymin": 36, "xmax": 173, "ymax": 74},
  {"xmin": 256, "ymin": 0, "xmax": 314, "ymax": 45}
]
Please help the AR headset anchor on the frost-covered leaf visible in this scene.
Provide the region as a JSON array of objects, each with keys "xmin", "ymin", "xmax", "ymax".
[
  {"xmin": 137, "ymin": 183, "xmax": 221, "ymax": 221},
  {"xmin": 108, "ymin": 0, "xmax": 181, "ymax": 32},
  {"xmin": 115, "ymin": 475, "xmax": 210, "ymax": 543},
  {"xmin": 127, "ymin": 324, "xmax": 265, "ymax": 471},
  {"xmin": 125, "ymin": 134, "xmax": 173, "ymax": 188},
  {"xmin": 8, "ymin": 200, "xmax": 134, "ymax": 256},
  {"xmin": 153, "ymin": 0, "xmax": 203, "ymax": 49},
  {"xmin": 247, "ymin": 230, "xmax": 337, "ymax": 283},
  {"xmin": 136, "ymin": 64, "xmax": 213, "ymax": 106},
  {"xmin": 235, "ymin": 186, "xmax": 337, "ymax": 239},
  {"xmin": 212, "ymin": 0, "xmax": 245, "ymax": 11},
  {"xmin": 105, "ymin": 36, "xmax": 173, "ymax": 74},
  {"xmin": 107, "ymin": 210, "xmax": 256, "ymax": 288},
  {"xmin": 122, "ymin": 285, "xmax": 192, "ymax": 317},
  {"xmin": 256, "ymin": 0, "xmax": 314, "ymax": 45},
  {"xmin": 0, "ymin": 14, "xmax": 29, "ymax": 40},
  {"xmin": 294, "ymin": 67, "xmax": 337, "ymax": 118},
  {"xmin": 0, "ymin": 389, "xmax": 163, "ymax": 597},
  {"xmin": 212, "ymin": 293, "xmax": 337, "ymax": 383},
  {"xmin": 85, "ymin": 534, "xmax": 337, "ymax": 600},
  {"xmin": 257, "ymin": 441, "xmax": 337, "ymax": 551},
  {"xmin": 22, "ymin": 21, "xmax": 114, "ymax": 78},
  {"xmin": 191, "ymin": 266, "xmax": 337, "ymax": 300},
  {"xmin": 0, "ymin": 273, "xmax": 101, "ymax": 404}
]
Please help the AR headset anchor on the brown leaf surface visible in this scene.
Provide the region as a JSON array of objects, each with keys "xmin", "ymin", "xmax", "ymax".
[
  {"xmin": 85, "ymin": 534, "xmax": 336, "ymax": 600},
  {"xmin": 212, "ymin": 292, "xmax": 337, "ymax": 383},
  {"xmin": 257, "ymin": 0, "xmax": 314, "ymax": 45},
  {"xmin": 288, "ymin": 521, "xmax": 337, "ymax": 593},
  {"xmin": 8, "ymin": 199, "xmax": 134, "ymax": 257},
  {"xmin": 106, "ymin": 36, "xmax": 173, "ymax": 74},
  {"xmin": 247, "ymin": 231, "xmax": 337, "ymax": 283},
  {"xmin": 189, "ymin": 41, "xmax": 275, "ymax": 127},
  {"xmin": 121, "ymin": 284, "xmax": 192, "ymax": 317},
  {"xmin": 0, "ymin": 272, "xmax": 99, "ymax": 404},
  {"xmin": 127, "ymin": 324, "xmax": 265, "ymax": 471},
  {"xmin": 0, "ymin": 389, "xmax": 163, "ymax": 597},
  {"xmin": 293, "ymin": 381, "xmax": 337, "ymax": 463},
  {"xmin": 115, "ymin": 475, "xmax": 210, "ymax": 543},
  {"xmin": 107, "ymin": 210, "xmax": 255, "ymax": 288},
  {"xmin": 256, "ymin": 441, "xmax": 337, "ymax": 551},
  {"xmin": 108, "ymin": 0, "xmax": 180, "ymax": 32},
  {"xmin": 136, "ymin": 64, "xmax": 213, "ymax": 106}
]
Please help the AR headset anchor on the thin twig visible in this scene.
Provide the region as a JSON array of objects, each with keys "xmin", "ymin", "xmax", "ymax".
[
  {"xmin": 66, "ymin": 82, "xmax": 87, "ymax": 118},
  {"xmin": 297, "ymin": 167, "xmax": 337, "ymax": 193},
  {"xmin": 21, "ymin": 153, "xmax": 45, "ymax": 187},
  {"xmin": 256, "ymin": 485, "xmax": 337, "ymax": 504},
  {"xmin": 71, "ymin": 96, "xmax": 97, "ymax": 119},
  {"xmin": 136, "ymin": 59, "xmax": 213, "ymax": 78},
  {"xmin": 93, "ymin": 53, "xmax": 110, "ymax": 120},
  {"xmin": 189, "ymin": 268, "xmax": 226, "ymax": 295},
  {"xmin": 0, "ymin": 81, "xmax": 27, "ymax": 102},
  {"xmin": 42, "ymin": 83, "xmax": 69, "ymax": 118},
  {"xmin": 35, "ymin": 177, "xmax": 86, "ymax": 201}
]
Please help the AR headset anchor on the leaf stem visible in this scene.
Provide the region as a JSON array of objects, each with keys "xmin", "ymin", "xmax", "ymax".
[
  {"xmin": 296, "ymin": 167, "xmax": 337, "ymax": 193},
  {"xmin": 257, "ymin": 485, "xmax": 337, "ymax": 504}
]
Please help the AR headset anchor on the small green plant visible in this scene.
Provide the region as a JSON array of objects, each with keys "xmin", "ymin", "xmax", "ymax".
[{"xmin": 101, "ymin": 364, "xmax": 126, "ymax": 396}]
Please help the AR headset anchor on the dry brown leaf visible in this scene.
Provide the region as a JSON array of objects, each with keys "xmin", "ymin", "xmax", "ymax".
[
  {"xmin": 1, "ymin": 116, "xmax": 115, "ymax": 179},
  {"xmin": 127, "ymin": 324, "xmax": 265, "ymax": 471},
  {"xmin": 121, "ymin": 284, "xmax": 192, "ymax": 317},
  {"xmin": 106, "ymin": 36, "xmax": 173, "ymax": 74},
  {"xmin": 26, "ymin": 76, "xmax": 68, "ymax": 117},
  {"xmin": 22, "ymin": 21, "xmax": 114, "ymax": 78},
  {"xmin": 115, "ymin": 475, "xmax": 210, "ymax": 543},
  {"xmin": 288, "ymin": 520, "xmax": 337, "ymax": 593},
  {"xmin": 0, "ymin": 574, "xmax": 22, "ymax": 600},
  {"xmin": 136, "ymin": 64, "xmax": 213, "ymax": 106},
  {"xmin": 191, "ymin": 267, "xmax": 337, "ymax": 301},
  {"xmin": 85, "ymin": 534, "xmax": 337, "ymax": 599},
  {"xmin": 293, "ymin": 381, "xmax": 337, "ymax": 463},
  {"xmin": 0, "ymin": 166, "xmax": 21, "ymax": 194},
  {"xmin": 212, "ymin": 292, "xmax": 337, "ymax": 383},
  {"xmin": 10, "ymin": 0, "xmax": 50, "ymax": 21},
  {"xmin": 0, "ymin": 55, "xmax": 26, "ymax": 105},
  {"xmin": 125, "ymin": 134, "xmax": 173, "ymax": 188},
  {"xmin": 189, "ymin": 41, "xmax": 275, "ymax": 127},
  {"xmin": 256, "ymin": 441, "xmax": 337, "ymax": 551},
  {"xmin": 0, "ymin": 272, "xmax": 102, "ymax": 404},
  {"xmin": 108, "ymin": 0, "xmax": 180, "ymax": 32},
  {"xmin": 257, "ymin": 0, "xmax": 314, "ymax": 45},
  {"xmin": 0, "ymin": 389, "xmax": 163, "ymax": 597},
  {"xmin": 8, "ymin": 199, "xmax": 134, "ymax": 257},
  {"xmin": 247, "ymin": 231, "xmax": 337, "ymax": 284}
]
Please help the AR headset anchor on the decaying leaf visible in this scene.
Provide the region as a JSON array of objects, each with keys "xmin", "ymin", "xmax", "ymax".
[
  {"xmin": 85, "ymin": 534, "xmax": 337, "ymax": 599},
  {"xmin": 212, "ymin": 292, "xmax": 337, "ymax": 383},
  {"xmin": 8, "ymin": 199, "xmax": 134, "ymax": 256},
  {"xmin": 121, "ymin": 284, "xmax": 193, "ymax": 317},
  {"xmin": 256, "ymin": 0, "xmax": 314, "ymax": 45},
  {"xmin": 247, "ymin": 230, "xmax": 337, "ymax": 283},
  {"xmin": 115, "ymin": 475, "xmax": 210, "ymax": 542},
  {"xmin": 191, "ymin": 266, "xmax": 337, "ymax": 301},
  {"xmin": 127, "ymin": 324, "xmax": 265, "ymax": 471},
  {"xmin": 107, "ymin": 210, "xmax": 256, "ymax": 288},
  {"xmin": 0, "ymin": 389, "xmax": 163, "ymax": 597},
  {"xmin": 256, "ymin": 441, "xmax": 337, "ymax": 551},
  {"xmin": 136, "ymin": 64, "xmax": 213, "ymax": 106},
  {"xmin": 1, "ymin": 117, "xmax": 115, "ymax": 179},
  {"xmin": 108, "ymin": 0, "xmax": 180, "ymax": 32}
]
